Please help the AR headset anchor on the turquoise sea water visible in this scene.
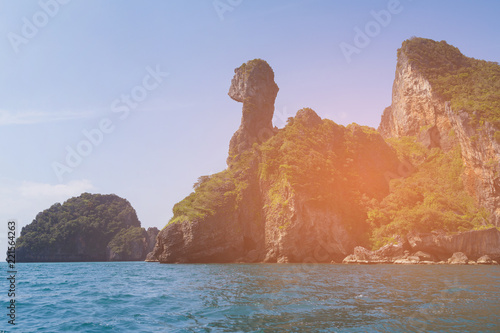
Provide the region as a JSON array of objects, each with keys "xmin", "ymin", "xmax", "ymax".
[{"xmin": 1, "ymin": 262, "xmax": 499, "ymax": 332}]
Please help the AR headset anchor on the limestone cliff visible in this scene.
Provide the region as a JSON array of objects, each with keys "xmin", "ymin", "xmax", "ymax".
[
  {"xmin": 379, "ymin": 37, "xmax": 500, "ymax": 225},
  {"xmin": 149, "ymin": 60, "xmax": 401, "ymax": 263},
  {"xmin": 406, "ymin": 228, "xmax": 500, "ymax": 262},
  {"xmin": 107, "ymin": 227, "xmax": 159, "ymax": 261},
  {"xmin": 150, "ymin": 42, "xmax": 499, "ymax": 264}
]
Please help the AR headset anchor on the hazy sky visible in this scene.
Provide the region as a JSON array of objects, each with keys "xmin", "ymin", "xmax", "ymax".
[{"xmin": 1, "ymin": 0, "xmax": 499, "ymax": 252}]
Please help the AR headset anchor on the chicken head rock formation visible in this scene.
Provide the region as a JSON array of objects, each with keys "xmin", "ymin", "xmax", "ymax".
[
  {"xmin": 227, "ymin": 59, "xmax": 279, "ymax": 165},
  {"xmin": 150, "ymin": 41, "xmax": 499, "ymax": 264},
  {"xmin": 148, "ymin": 59, "xmax": 401, "ymax": 263}
]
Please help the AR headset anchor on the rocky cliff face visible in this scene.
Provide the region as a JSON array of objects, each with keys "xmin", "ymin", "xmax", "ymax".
[
  {"xmin": 261, "ymin": 195, "xmax": 356, "ymax": 263},
  {"xmin": 108, "ymin": 227, "xmax": 159, "ymax": 261},
  {"xmin": 227, "ymin": 59, "xmax": 279, "ymax": 165},
  {"xmin": 343, "ymin": 228, "xmax": 500, "ymax": 264},
  {"xmin": 379, "ymin": 38, "xmax": 500, "ymax": 225},
  {"xmin": 407, "ymin": 228, "xmax": 500, "ymax": 262},
  {"xmin": 378, "ymin": 52, "xmax": 454, "ymax": 150},
  {"xmin": 150, "ymin": 42, "xmax": 499, "ymax": 264},
  {"xmin": 445, "ymin": 106, "xmax": 500, "ymax": 225},
  {"xmin": 149, "ymin": 60, "xmax": 401, "ymax": 263}
]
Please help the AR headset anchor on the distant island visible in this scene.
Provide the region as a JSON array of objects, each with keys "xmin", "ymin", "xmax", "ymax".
[
  {"xmin": 16, "ymin": 193, "xmax": 158, "ymax": 262},
  {"xmin": 147, "ymin": 37, "xmax": 500, "ymax": 264}
]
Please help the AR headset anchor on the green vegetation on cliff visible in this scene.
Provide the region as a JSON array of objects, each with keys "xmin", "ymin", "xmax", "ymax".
[
  {"xmin": 169, "ymin": 171, "xmax": 236, "ymax": 225},
  {"xmin": 167, "ymin": 108, "xmax": 400, "ymax": 246},
  {"xmin": 107, "ymin": 226, "xmax": 147, "ymax": 257},
  {"xmin": 368, "ymin": 137, "xmax": 489, "ymax": 248},
  {"xmin": 168, "ymin": 148, "xmax": 259, "ymax": 226},
  {"xmin": 258, "ymin": 110, "xmax": 397, "ymax": 239},
  {"xmin": 164, "ymin": 108, "xmax": 492, "ymax": 255},
  {"xmin": 156, "ymin": 44, "xmax": 498, "ymax": 263},
  {"xmin": 17, "ymin": 193, "xmax": 147, "ymax": 261},
  {"xmin": 400, "ymin": 37, "xmax": 500, "ymax": 129},
  {"xmin": 167, "ymin": 116, "xmax": 490, "ymax": 252}
]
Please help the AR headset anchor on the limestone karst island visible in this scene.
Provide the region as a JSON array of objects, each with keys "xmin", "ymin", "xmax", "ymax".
[{"xmin": 16, "ymin": 37, "xmax": 500, "ymax": 265}]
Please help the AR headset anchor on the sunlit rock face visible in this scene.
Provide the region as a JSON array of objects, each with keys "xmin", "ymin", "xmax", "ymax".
[
  {"xmin": 379, "ymin": 40, "xmax": 500, "ymax": 225},
  {"xmin": 445, "ymin": 107, "xmax": 500, "ymax": 226},
  {"xmin": 378, "ymin": 51, "xmax": 455, "ymax": 149}
]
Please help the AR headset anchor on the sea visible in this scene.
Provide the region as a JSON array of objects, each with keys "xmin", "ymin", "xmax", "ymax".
[{"xmin": 1, "ymin": 262, "xmax": 499, "ymax": 332}]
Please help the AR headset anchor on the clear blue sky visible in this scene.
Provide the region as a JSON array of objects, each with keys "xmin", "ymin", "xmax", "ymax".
[{"xmin": 1, "ymin": 0, "xmax": 499, "ymax": 252}]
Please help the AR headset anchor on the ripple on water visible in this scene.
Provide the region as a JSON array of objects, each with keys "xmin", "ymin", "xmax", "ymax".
[{"xmin": 4, "ymin": 262, "xmax": 500, "ymax": 332}]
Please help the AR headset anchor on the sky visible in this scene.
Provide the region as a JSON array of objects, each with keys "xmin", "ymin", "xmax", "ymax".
[{"xmin": 1, "ymin": 0, "xmax": 499, "ymax": 253}]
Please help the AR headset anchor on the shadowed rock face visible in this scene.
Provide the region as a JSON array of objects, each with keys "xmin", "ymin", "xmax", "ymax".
[
  {"xmin": 343, "ymin": 228, "xmax": 500, "ymax": 264},
  {"xmin": 407, "ymin": 228, "xmax": 500, "ymax": 262},
  {"xmin": 227, "ymin": 59, "xmax": 279, "ymax": 165},
  {"xmin": 108, "ymin": 227, "xmax": 159, "ymax": 262},
  {"xmin": 145, "ymin": 227, "xmax": 160, "ymax": 254}
]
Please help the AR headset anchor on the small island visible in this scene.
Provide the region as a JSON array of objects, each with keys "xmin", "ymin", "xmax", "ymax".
[{"xmin": 16, "ymin": 193, "xmax": 158, "ymax": 262}]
